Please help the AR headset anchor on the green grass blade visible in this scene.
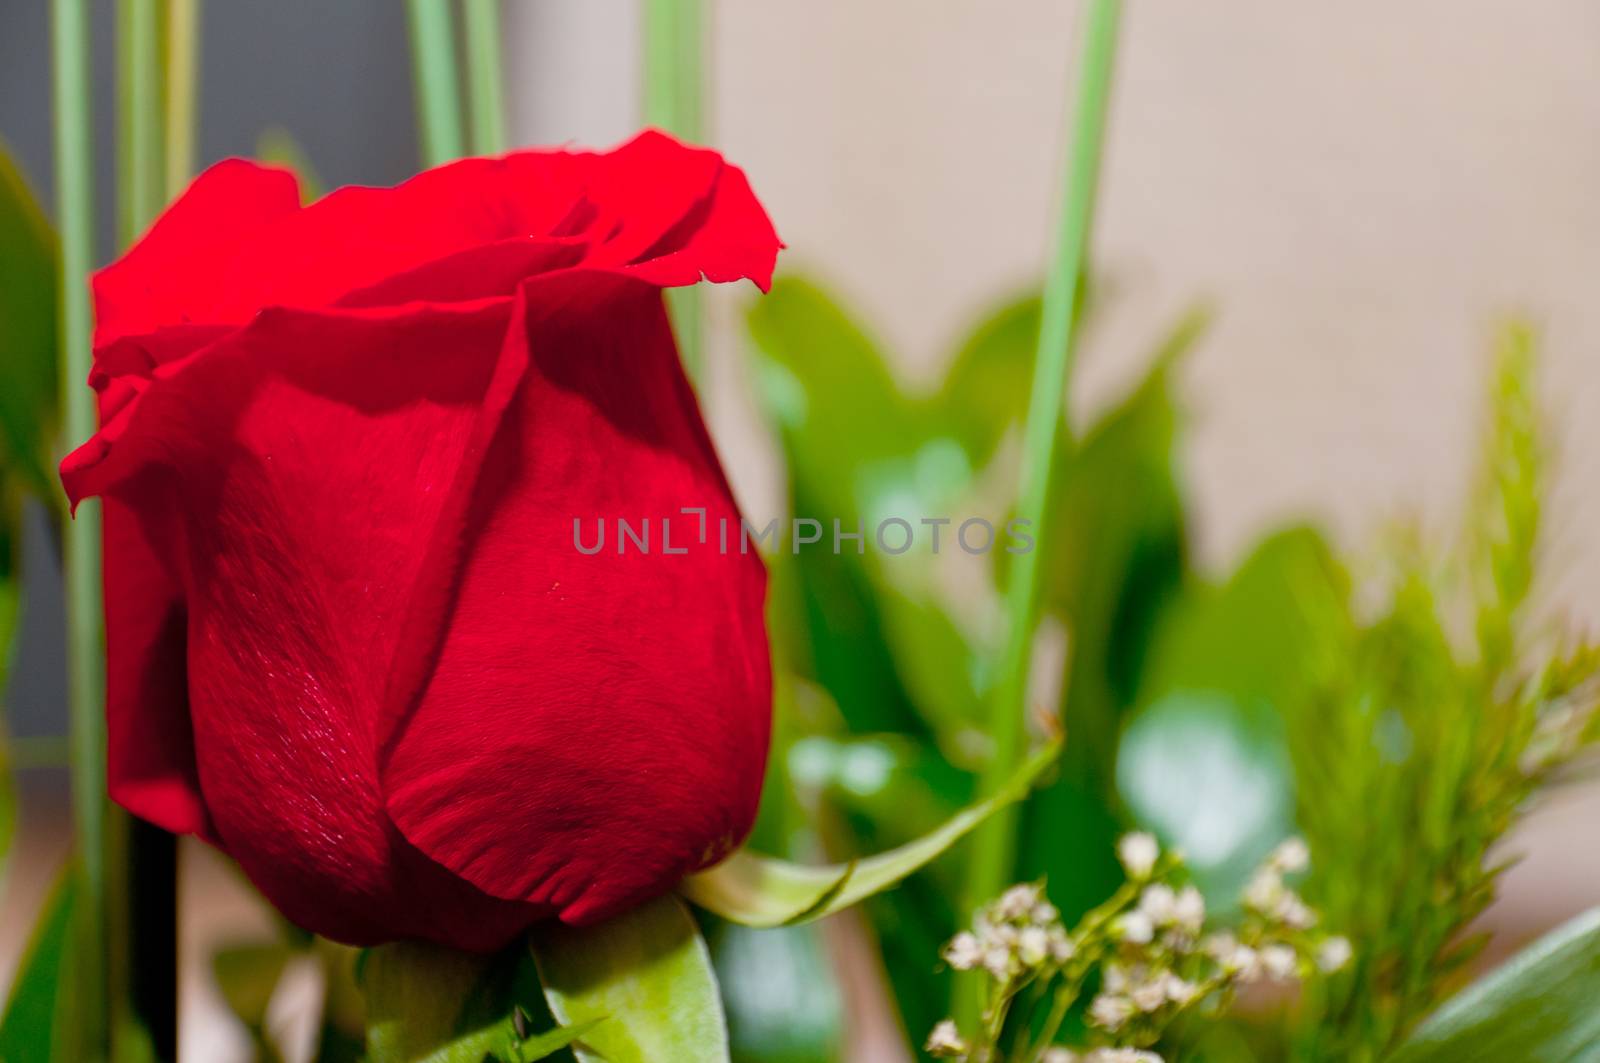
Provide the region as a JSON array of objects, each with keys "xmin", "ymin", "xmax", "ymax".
[
  {"xmin": 959, "ymin": 0, "xmax": 1122, "ymax": 1021},
  {"xmin": 531, "ymin": 894, "xmax": 729, "ymax": 1063},
  {"xmin": 406, "ymin": 0, "xmax": 465, "ymax": 167},
  {"xmin": 682, "ymin": 741, "xmax": 1058, "ymax": 927},
  {"xmin": 463, "ymin": 0, "xmax": 507, "ymax": 155},
  {"xmin": 1391, "ymin": 907, "xmax": 1600, "ymax": 1062},
  {"xmin": 163, "ymin": 0, "xmax": 201, "ymax": 199},
  {"xmin": 643, "ymin": 0, "xmax": 705, "ymax": 383},
  {"xmin": 51, "ymin": 1, "xmax": 109, "ymax": 1057},
  {"xmin": 116, "ymin": 0, "xmax": 164, "ymax": 245}
]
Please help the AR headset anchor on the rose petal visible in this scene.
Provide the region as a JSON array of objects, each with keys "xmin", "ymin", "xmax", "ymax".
[
  {"xmin": 379, "ymin": 271, "xmax": 771, "ymax": 924},
  {"xmin": 67, "ymin": 297, "xmax": 543, "ymax": 946}
]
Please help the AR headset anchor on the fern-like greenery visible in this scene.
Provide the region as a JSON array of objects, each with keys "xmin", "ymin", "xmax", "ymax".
[{"xmin": 1289, "ymin": 323, "xmax": 1600, "ymax": 1061}]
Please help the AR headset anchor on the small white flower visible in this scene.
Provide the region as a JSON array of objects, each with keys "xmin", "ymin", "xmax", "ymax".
[
  {"xmin": 942, "ymin": 931, "xmax": 982, "ymax": 971},
  {"xmin": 1261, "ymin": 943, "xmax": 1298, "ymax": 980},
  {"xmin": 1102, "ymin": 963, "xmax": 1131, "ymax": 994},
  {"xmin": 1088, "ymin": 1050, "xmax": 1163, "ymax": 1063},
  {"xmin": 1041, "ymin": 1050, "xmax": 1078, "ymax": 1063},
  {"xmin": 1131, "ymin": 977, "xmax": 1168, "ymax": 1012},
  {"xmin": 1275, "ymin": 893, "xmax": 1317, "ymax": 930},
  {"xmin": 997, "ymin": 883, "xmax": 1042, "ymax": 920},
  {"xmin": 1164, "ymin": 973, "xmax": 1199, "ymax": 1005},
  {"xmin": 1033, "ymin": 900, "xmax": 1060, "ymax": 925},
  {"xmin": 1206, "ymin": 933, "xmax": 1260, "ymax": 979},
  {"xmin": 1244, "ymin": 868, "xmax": 1284, "ymax": 912},
  {"xmin": 925, "ymin": 1019, "xmax": 968, "ymax": 1057},
  {"xmin": 1138, "ymin": 884, "xmax": 1178, "ymax": 925},
  {"xmin": 1019, "ymin": 926, "xmax": 1051, "ymax": 966},
  {"xmin": 1088, "ymin": 992, "xmax": 1134, "ymax": 1031},
  {"xmin": 1115, "ymin": 911, "xmax": 1155, "ymax": 945},
  {"xmin": 1118, "ymin": 832, "xmax": 1160, "ymax": 879},
  {"xmin": 1202, "ymin": 931, "xmax": 1237, "ymax": 962},
  {"xmin": 1270, "ymin": 837, "xmax": 1311, "ymax": 874},
  {"xmin": 1048, "ymin": 927, "xmax": 1076, "ymax": 962},
  {"xmin": 1173, "ymin": 886, "xmax": 1206, "ymax": 932},
  {"xmin": 1317, "ymin": 936, "xmax": 1353, "ymax": 972},
  {"xmin": 983, "ymin": 944, "xmax": 1016, "ymax": 980}
]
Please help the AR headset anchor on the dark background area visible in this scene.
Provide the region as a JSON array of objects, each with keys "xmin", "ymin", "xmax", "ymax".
[{"xmin": 0, "ymin": 0, "xmax": 418, "ymax": 738}]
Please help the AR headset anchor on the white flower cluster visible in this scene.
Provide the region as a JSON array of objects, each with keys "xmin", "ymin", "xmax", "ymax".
[
  {"xmin": 940, "ymin": 882, "xmax": 1075, "ymax": 983},
  {"xmin": 925, "ymin": 833, "xmax": 1352, "ymax": 1063}
]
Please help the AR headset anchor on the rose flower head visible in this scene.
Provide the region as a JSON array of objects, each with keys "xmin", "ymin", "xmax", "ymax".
[{"xmin": 60, "ymin": 131, "xmax": 781, "ymax": 950}]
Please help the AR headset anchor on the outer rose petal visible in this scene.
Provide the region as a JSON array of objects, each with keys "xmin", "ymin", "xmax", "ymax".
[
  {"xmin": 65, "ymin": 298, "xmax": 542, "ymax": 947},
  {"xmin": 379, "ymin": 272, "xmax": 771, "ymax": 924},
  {"xmin": 94, "ymin": 160, "xmax": 301, "ymax": 348},
  {"xmin": 91, "ymin": 130, "xmax": 778, "ymax": 345},
  {"xmin": 103, "ymin": 483, "xmax": 210, "ymax": 838}
]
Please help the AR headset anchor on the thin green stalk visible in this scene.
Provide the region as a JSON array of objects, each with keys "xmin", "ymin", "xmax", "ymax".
[
  {"xmin": 163, "ymin": 0, "xmax": 201, "ymax": 199},
  {"xmin": 958, "ymin": 0, "xmax": 1122, "ymax": 1019},
  {"xmin": 119, "ymin": 6, "xmax": 181, "ymax": 1054},
  {"xmin": 116, "ymin": 0, "xmax": 163, "ymax": 247},
  {"xmin": 463, "ymin": 0, "xmax": 507, "ymax": 155},
  {"xmin": 406, "ymin": 0, "xmax": 465, "ymax": 166},
  {"xmin": 52, "ymin": 0, "xmax": 107, "ymax": 1056},
  {"xmin": 643, "ymin": 0, "xmax": 705, "ymax": 382}
]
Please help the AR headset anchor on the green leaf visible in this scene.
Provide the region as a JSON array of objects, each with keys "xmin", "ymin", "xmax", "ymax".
[
  {"xmin": 531, "ymin": 893, "xmax": 728, "ymax": 1063},
  {"xmin": 747, "ymin": 277, "xmax": 940, "ymax": 738},
  {"xmin": 681, "ymin": 741, "xmax": 1058, "ymax": 927},
  {"xmin": 0, "ymin": 140, "xmax": 60, "ymax": 501},
  {"xmin": 1391, "ymin": 907, "xmax": 1600, "ymax": 1062},
  {"xmin": 1117, "ymin": 527, "xmax": 1345, "ymax": 897},
  {"xmin": 360, "ymin": 941, "xmax": 495, "ymax": 1063},
  {"xmin": 411, "ymin": 1015, "xmax": 601, "ymax": 1063},
  {"xmin": 1018, "ymin": 312, "xmax": 1205, "ymax": 918},
  {"xmin": 213, "ymin": 943, "xmax": 292, "ymax": 1031},
  {"xmin": 935, "ymin": 294, "xmax": 1042, "ymax": 467},
  {"xmin": 709, "ymin": 922, "xmax": 842, "ymax": 1063},
  {"xmin": 0, "ymin": 868, "xmax": 77, "ymax": 1063}
]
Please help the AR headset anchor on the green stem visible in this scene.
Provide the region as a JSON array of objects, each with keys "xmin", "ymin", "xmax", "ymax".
[
  {"xmin": 643, "ymin": 0, "xmax": 706, "ymax": 383},
  {"xmin": 958, "ymin": 0, "xmax": 1122, "ymax": 1019},
  {"xmin": 52, "ymin": 0, "xmax": 107, "ymax": 1057},
  {"xmin": 406, "ymin": 0, "xmax": 465, "ymax": 167},
  {"xmin": 116, "ymin": 0, "xmax": 164, "ymax": 246},
  {"xmin": 163, "ymin": 0, "xmax": 201, "ymax": 199},
  {"xmin": 463, "ymin": 0, "xmax": 507, "ymax": 155},
  {"xmin": 115, "ymin": 6, "xmax": 182, "ymax": 1057}
]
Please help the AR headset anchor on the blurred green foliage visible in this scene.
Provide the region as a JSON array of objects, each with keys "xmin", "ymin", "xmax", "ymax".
[
  {"xmin": 743, "ymin": 276, "xmax": 1599, "ymax": 1063},
  {"xmin": 1288, "ymin": 323, "xmax": 1600, "ymax": 1062}
]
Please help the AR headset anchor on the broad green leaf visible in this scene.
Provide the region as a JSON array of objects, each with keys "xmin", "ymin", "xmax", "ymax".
[
  {"xmin": 747, "ymin": 277, "xmax": 988, "ymax": 748},
  {"xmin": 0, "ymin": 868, "xmax": 77, "ymax": 1063},
  {"xmin": 412, "ymin": 1015, "xmax": 601, "ymax": 1063},
  {"xmin": 361, "ymin": 941, "xmax": 494, "ymax": 1063},
  {"xmin": 1019, "ymin": 311, "xmax": 1206, "ymax": 919},
  {"xmin": 709, "ymin": 922, "xmax": 841, "ymax": 1063},
  {"xmin": 213, "ymin": 943, "xmax": 292, "ymax": 1032},
  {"xmin": 531, "ymin": 894, "xmax": 728, "ymax": 1063},
  {"xmin": 1391, "ymin": 907, "xmax": 1600, "ymax": 1062},
  {"xmin": 1117, "ymin": 691, "xmax": 1294, "ymax": 900},
  {"xmin": 1117, "ymin": 527, "xmax": 1345, "ymax": 897},
  {"xmin": 212, "ymin": 941, "xmax": 293, "ymax": 1060},
  {"xmin": 0, "ymin": 141, "xmax": 59, "ymax": 500},
  {"xmin": 681, "ymin": 741, "xmax": 1059, "ymax": 927},
  {"xmin": 936, "ymin": 294, "xmax": 1041, "ymax": 466}
]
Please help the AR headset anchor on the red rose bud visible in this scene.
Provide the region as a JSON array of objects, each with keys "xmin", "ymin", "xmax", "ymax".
[{"xmin": 60, "ymin": 131, "xmax": 780, "ymax": 950}]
